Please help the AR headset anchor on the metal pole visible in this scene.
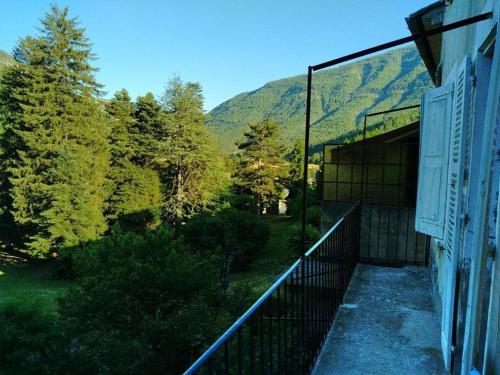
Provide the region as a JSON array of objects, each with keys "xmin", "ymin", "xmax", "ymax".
[
  {"xmin": 301, "ymin": 66, "xmax": 313, "ymax": 256},
  {"xmin": 360, "ymin": 114, "xmax": 367, "ymax": 202},
  {"xmin": 311, "ymin": 12, "xmax": 492, "ymax": 72},
  {"xmin": 300, "ymin": 68, "xmax": 312, "ymax": 371},
  {"xmin": 360, "ymin": 115, "xmax": 368, "ymax": 259}
]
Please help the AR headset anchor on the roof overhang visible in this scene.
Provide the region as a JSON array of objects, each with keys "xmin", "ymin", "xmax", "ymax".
[{"xmin": 406, "ymin": 1, "xmax": 445, "ymax": 85}]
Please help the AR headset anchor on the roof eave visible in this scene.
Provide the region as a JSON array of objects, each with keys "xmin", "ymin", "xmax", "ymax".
[{"xmin": 406, "ymin": 1, "xmax": 445, "ymax": 85}]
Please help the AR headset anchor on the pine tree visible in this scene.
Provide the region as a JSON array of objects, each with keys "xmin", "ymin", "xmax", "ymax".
[
  {"xmin": 0, "ymin": 68, "xmax": 23, "ymax": 250},
  {"xmin": 105, "ymin": 89, "xmax": 161, "ymax": 231},
  {"xmin": 132, "ymin": 92, "xmax": 162, "ymax": 167},
  {"xmin": 233, "ymin": 119, "xmax": 287, "ymax": 215},
  {"xmin": 0, "ymin": 6, "xmax": 110, "ymax": 255},
  {"xmin": 157, "ymin": 77, "xmax": 225, "ymax": 224},
  {"xmin": 287, "ymin": 138, "xmax": 304, "ymax": 194}
]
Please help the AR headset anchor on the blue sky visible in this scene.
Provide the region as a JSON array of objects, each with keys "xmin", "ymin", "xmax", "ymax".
[{"xmin": 0, "ymin": 0, "xmax": 432, "ymax": 110}]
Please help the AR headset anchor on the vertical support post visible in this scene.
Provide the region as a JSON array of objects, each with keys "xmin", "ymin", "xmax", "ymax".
[
  {"xmin": 359, "ymin": 115, "xmax": 368, "ymax": 259},
  {"xmin": 360, "ymin": 115, "xmax": 367, "ymax": 202},
  {"xmin": 301, "ymin": 66, "xmax": 313, "ymax": 256}
]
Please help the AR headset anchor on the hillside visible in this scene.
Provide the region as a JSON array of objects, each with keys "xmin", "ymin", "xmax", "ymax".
[
  {"xmin": 208, "ymin": 46, "xmax": 432, "ymax": 153},
  {"xmin": 0, "ymin": 49, "xmax": 14, "ymax": 68}
]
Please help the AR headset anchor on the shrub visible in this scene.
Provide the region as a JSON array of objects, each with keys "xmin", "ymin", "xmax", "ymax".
[
  {"xmin": 182, "ymin": 208, "xmax": 270, "ymax": 272},
  {"xmin": 287, "ymin": 186, "xmax": 319, "ymax": 219},
  {"xmin": 307, "ymin": 205, "xmax": 322, "ymax": 229},
  {"xmin": 58, "ymin": 226, "xmax": 226, "ymax": 375},
  {"xmin": 0, "ymin": 300, "xmax": 66, "ymax": 374},
  {"xmin": 286, "ymin": 223, "xmax": 321, "ymax": 254}
]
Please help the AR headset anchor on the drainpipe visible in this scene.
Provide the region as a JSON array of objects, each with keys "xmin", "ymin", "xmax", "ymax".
[{"xmin": 460, "ymin": 17, "xmax": 500, "ymax": 375}]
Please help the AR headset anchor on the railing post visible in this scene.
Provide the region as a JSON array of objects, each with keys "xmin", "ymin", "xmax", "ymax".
[
  {"xmin": 183, "ymin": 204, "xmax": 361, "ymax": 374},
  {"xmin": 301, "ymin": 66, "xmax": 313, "ymax": 257},
  {"xmin": 300, "ymin": 67, "xmax": 313, "ymax": 373}
]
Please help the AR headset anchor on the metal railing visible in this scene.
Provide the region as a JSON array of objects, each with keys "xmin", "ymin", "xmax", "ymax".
[{"xmin": 184, "ymin": 201, "xmax": 361, "ymax": 374}]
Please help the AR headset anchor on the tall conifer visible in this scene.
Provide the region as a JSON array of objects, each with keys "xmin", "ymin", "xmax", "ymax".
[
  {"xmin": 105, "ymin": 89, "xmax": 161, "ymax": 230},
  {"xmin": 158, "ymin": 77, "xmax": 224, "ymax": 224},
  {"xmin": 233, "ymin": 119, "xmax": 287, "ymax": 215},
  {"xmin": 0, "ymin": 6, "xmax": 110, "ymax": 255},
  {"xmin": 132, "ymin": 92, "xmax": 162, "ymax": 167}
]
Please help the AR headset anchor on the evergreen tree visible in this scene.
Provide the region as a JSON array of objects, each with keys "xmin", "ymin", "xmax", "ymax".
[
  {"xmin": 132, "ymin": 92, "xmax": 163, "ymax": 167},
  {"xmin": 0, "ymin": 6, "xmax": 110, "ymax": 255},
  {"xmin": 287, "ymin": 138, "xmax": 304, "ymax": 194},
  {"xmin": 105, "ymin": 89, "xmax": 161, "ymax": 231},
  {"xmin": 0, "ymin": 68, "xmax": 23, "ymax": 250},
  {"xmin": 158, "ymin": 77, "xmax": 225, "ymax": 224},
  {"xmin": 233, "ymin": 119, "xmax": 287, "ymax": 215}
]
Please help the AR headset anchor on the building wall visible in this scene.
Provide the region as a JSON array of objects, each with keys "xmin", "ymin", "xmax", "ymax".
[
  {"xmin": 430, "ymin": 0, "xmax": 497, "ymax": 309},
  {"xmin": 484, "ymin": 249, "xmax": 500, "ymax": 373},
  {"xmin": 425, "ymin": 0, "xmax": 500, "ymax": 372},
  {"xmin": 441, "ymin": 0, "xmax": 489, "ymax": 81},
  {"xmin": 441, "ymin": 0, "xmax": 474, "ymax": 79}
]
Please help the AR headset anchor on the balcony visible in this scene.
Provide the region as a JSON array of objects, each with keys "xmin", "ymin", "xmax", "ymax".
[
  {"xmin": 313, "ymin": 264, "xmax": 444, "ymax": 374},
  {"xmin": 183, "ymin": 201, "xmax": 445, "ymax": 374}
]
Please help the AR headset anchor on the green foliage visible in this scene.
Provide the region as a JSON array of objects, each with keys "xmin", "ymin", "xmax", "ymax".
[
  {"xmin": 233, "ymin": 119, "xmax": 287, "ymax": 213},
  {"xmin": 58, "ymin": 226, "xmax": 225, "ymax": 374},
  {"xmin": 287, "ymin": 186, "xmax": 318, "ymax": 219},
  {"xmin": 0, "ymin": 6, "xmax": 110, "ymax": 256},
  {"xmin": 0, "ymin": 6, "xmax": 435, "ymax": 374},
  {"xmin": 105, "ymin": 89, "xmax": 162, "ymax": 231},
  {"xmin": 132, "ymin": 92, "xmax": 163, "ymax": 167},
  {"xmin": 0, "ymin": 300, "xmax": 67, "ymax": 374},
  {"xmin": 286, "ymin": 223, "xmax": 321, "ymax": 254},
  {"xmin": 307, "ymin": 205, "xmax": 321, "ymax": 230},
  {"xmin": 286, "ymin": 138, "xmax": 304, "ymax": 194},
  {"xmin": 157, "ymin": 77, "xmax": 226, "ymax": 224},
  {"xmin": 182, "ymin": 208, "xmax": 270, "ymax": 287},
  {"xmin": 208, "ymin": 46, "xmax": 431, "ymax": 153}
]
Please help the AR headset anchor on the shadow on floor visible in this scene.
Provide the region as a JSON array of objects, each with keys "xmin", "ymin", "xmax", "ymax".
[{"xmin": 313, "ymin": 264, "xmax": 446, "ymax": 375}]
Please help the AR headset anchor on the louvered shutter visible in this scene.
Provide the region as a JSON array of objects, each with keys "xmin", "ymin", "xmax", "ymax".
[
  {"xmin": 441, "ymin": 55, "xmax": 472, "ymax": 371},
  {"xmin": 415, "ymin": 83, "xmax": 454, "ymax": 239}
]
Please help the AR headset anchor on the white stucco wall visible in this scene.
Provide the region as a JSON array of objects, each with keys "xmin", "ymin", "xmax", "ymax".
[
  {"xmin": 426, "ymin": 0, "xmax": 499, "ymax": 372},
  {"xmin": 440, "ymin": 0, "xmax": 493, "ymax": 82},
  {"xmin": 430, "ymin": 0, "xmax": 498, "ymax": 312}
]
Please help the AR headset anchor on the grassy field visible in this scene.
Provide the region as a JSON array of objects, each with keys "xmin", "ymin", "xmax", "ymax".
[
  {"xmin": 230, "ymin": 214, "xmax": 297, "ymax": 295},
  {"xmin": 0, "ymin": 254, "xmax": 72, "ymax": 312},
  {"xmin": 0, "ymin": 214, "xmax": 297, "ymax": 313}
]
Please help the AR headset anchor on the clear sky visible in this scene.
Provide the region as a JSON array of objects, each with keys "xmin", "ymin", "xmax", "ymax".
[{"xmin": 0, "ymin": 0, "xmax": 433, "ymax": 110}]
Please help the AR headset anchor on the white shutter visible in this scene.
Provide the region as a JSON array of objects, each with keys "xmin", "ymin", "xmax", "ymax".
[
  {"xmin": 416, "ymin": 83, "xmax": 454, "ymax": 239},
  {"xmin": 440, "ymin": 55, "xmax": 472, "ymax": 371}
]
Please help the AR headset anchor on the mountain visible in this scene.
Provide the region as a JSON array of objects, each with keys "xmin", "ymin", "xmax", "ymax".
[
  {"xmin": 0, "ymin": 50, "xmax": 14, "ymax": 68},
  {"xmin": 208, "ymin": 46, "xmax": 432, "ymax": 154}
]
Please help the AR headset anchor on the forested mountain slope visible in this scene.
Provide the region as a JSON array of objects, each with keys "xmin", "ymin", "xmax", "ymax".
[
  {"xmin": 208, "ymin": 46, "xmax": 432, "ymax": 153},
  {"xmin": 0, "ymin": 50, "xmax": 14, "ymax": 67}
]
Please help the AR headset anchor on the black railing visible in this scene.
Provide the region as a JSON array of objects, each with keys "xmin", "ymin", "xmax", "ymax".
[
  {"xmin": 322, "ymin": 132, "xmax": 428, "ymax": 266},
  {"xmin": 184, "ymin": 202, "xmax": 361, "ymax": 374}
]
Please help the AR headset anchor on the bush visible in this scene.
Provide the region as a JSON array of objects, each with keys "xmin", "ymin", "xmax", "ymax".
[
  {"xmin": 0, "ymin": 300, "xmax": 67, "ymax": 374},
  {"xmin": 287, "ymin": 186, "xmax": 318, "ymax": 219},
  {"xmin": 58, "ymin": 226, "xmax": 226, "ymax": 375},
  {"xmin": 307, "ymin": 205, "xmax": 321, "ymax": 230},
  {"xmin": 182, "ymin": 208, "xmax": 270, "ymax": 272},
  {"xmin": 286, "ymin": 223, "xmax": 321, "ymax": 254}
]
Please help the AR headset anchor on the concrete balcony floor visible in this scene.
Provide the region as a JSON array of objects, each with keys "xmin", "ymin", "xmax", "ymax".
[{"xmin": 313, "ymin": 264, "xmax": 446, "ymax": 375}]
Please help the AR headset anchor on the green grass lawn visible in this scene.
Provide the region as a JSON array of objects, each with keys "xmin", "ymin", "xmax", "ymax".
[
  {"xmin": 230, "ymin": 214, "xmax": 298, "ymax": 295},
  {"xmin": 0, "ymin": 215, "xmax": 297, "ymax": 314},
  {"xmin": 0, "ymin": 255, "xmax": 72, "ymax": 313}
]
